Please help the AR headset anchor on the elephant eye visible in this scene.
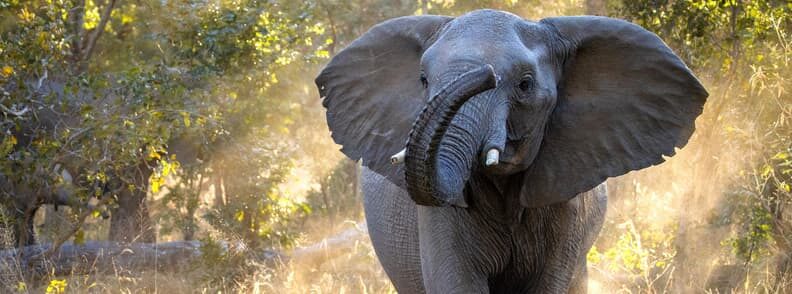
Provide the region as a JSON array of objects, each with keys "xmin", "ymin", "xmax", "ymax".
[
  {"xmin": 420, "ymin": 72, "xmax": 428, "ymax": 89},
  {"xmin": 518, "ymin": 74, "xmax": 534, "ymax": 92}
]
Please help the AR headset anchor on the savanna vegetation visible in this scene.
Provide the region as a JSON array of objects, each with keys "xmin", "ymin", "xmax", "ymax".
[{"xmin": 0, "ymin": 0, "xmax": 789, "ymax": 293}]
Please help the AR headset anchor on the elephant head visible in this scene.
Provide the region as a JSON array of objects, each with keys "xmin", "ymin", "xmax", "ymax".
[{"xmin": 316, "ymin": 10, "xmax": 707, "ymax": 208}]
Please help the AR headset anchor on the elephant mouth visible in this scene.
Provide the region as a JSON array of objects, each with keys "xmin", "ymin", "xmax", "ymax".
[{"xmin": 402, "ymin": 65, "xmax": 500, "ymax": 207}]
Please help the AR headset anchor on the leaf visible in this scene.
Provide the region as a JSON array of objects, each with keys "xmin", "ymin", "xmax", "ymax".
[
  {"xmin": 181, "ymin": 111, "xmax": 191, "ymax": 127},
  {"xmin": 315, "ymin": 49, "xmax": 329, "ymax": 58},
  {"xmin": 74, "ymin": 229, "xmax": 85, "ymax": 245},
  {"xmin": 587, "ymin": 246, "xmax": 602, "ymax": 265},
  {"xmin": 1, "ymin": 135, "xmax": 16, "ymax": 156},
  {"xmin": 148, "ymin": 148, "xmax": 161, "ymax": 160},
  {"xmin": 150, "ymin": 175, "xmax": 165, "ymax": 193},
  {"xmin": 45, "ymin": 279, "xmax": 67, "ymax": 294},
  {"xmin": 1, "ymin": 65, "xmax": 13, "ymax": 77},
  {"xmin": 773, "ymin": 151, "xmax": 790, "ymax": 160}
]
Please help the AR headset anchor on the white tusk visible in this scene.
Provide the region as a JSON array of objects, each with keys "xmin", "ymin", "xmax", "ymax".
[
  {"xmin": 485, "ymin": 149, "xmax": 499, "ymax": 166},
  {"xmin": 390, "ymin": 149, "xmax": 406, "ymax": 165}
]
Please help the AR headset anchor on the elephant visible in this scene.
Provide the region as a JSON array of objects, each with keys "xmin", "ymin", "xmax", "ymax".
[{"xmin": 315, "ymin": 9, "xmax": 708, "ymax": 293}]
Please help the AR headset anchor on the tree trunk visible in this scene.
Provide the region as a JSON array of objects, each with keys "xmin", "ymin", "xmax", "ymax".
[
  {"xmin": 7, "ymin": 204, "xmax": 38, "ymax": 248},
  {"xmin": 109, "ymin": 187, "xmax": 155, "ymax": 243}
]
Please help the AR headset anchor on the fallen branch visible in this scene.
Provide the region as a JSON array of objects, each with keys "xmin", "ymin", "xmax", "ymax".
[
  {"xmin": 0, "ymin": 223, "xmax": 367, "ymax": 281},
  {"xmin": 291, "ymin": 222, "xmax": 367, "ymax": 265}
]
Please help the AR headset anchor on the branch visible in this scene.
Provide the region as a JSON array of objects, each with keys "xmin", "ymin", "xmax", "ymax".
[
  {"xmin": 66, "ymin": 0, "xmax": 86, "ymax": 65},
  {"xmin": 81, "ymin": 0, "xmax": 118, "ymax": 63},
  {"xmin": 3, "ymin": 241, "xmax": 219, "ymax": 280},
  {"xmin": 0, "ymin": 104, "xmax": 30, "ymax": 117}
]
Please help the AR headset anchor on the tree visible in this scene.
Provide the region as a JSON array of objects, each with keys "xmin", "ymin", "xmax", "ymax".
[{"xmin": 1, "ymin": 0, "xmax": 331, "ymax": 247}]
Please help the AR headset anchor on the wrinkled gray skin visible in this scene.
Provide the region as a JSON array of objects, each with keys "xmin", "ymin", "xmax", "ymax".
[
  {"xmin": 316, "ymin": 9, "xmax": 707, "ymax": 293},
  {"xmin": 363, "ymin": 168, "xmax": 606, "ymax": 293}
]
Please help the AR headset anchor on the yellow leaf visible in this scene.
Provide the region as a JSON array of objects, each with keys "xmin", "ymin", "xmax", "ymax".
[
  {"xmin": 1, "ymin": 65, "xmax": 13, "ymax": 78},
  {"xmin": 773, "ymin": 151, "xmax": 790, "ymax": 160},
  {"xmin": 95, "ymin": 171, "xmax": 107, "ymax": 183},
  {"xmin": 120, "ymin": 13, "xmax": 134, "ymax": 24},
  {"xmin": 18, "ymin": 8, "xmax": 35, "ymax": 22},
  {"xmin": 161, "ymin": 160, "xmax": 171, "ymax": 176},
  {"xmin": 761, "ymin": 164, "xmax": 773, "ymax": 178},
  {"xmin": 1, "ymin": 135, "xmax": 16, "ymax": 155},
  {"xmin": 74, "ymin": 229, "xmax": 85, "ymax": 245},
  {"xmin": 45, "ymin": 279, "xmax": 67, "ymax": 294},
  {"xmin": 150, "ymin": 176, "xmax": 164, "ymax": 193},
  {"xmin": 587, "ymin": 246, "xmax": 602, "ymax": 265},
  {"xmin": 38, "ymin": 31, "xmax": 47, "ymax": 45},
  {"xmin": 148, "ymin": 148, "xmax": 161, "ymax": 160},
  {"xmin": 83, "ymin": 0, "xmax": 100, "ymax": 30},
  {"xmin": 181, "ymin": 112, "xmax": 191, "ymax": 127}
]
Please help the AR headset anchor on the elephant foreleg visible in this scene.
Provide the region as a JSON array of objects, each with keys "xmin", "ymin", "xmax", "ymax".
[
  {"xmin": 361, "ymin": 168, "xmax": 425, "ymax": 294},
  {"xmin": 568, "ymin": 258, "xmax": 588, "ymax": 294},
  {"xmin": 417, "ymin": 206, "xmax": 509, "ymax": 294}
]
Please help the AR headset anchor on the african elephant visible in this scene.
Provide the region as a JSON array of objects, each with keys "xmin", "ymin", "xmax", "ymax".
[{"xmin": 315, "ymin": 9, "xmax": 707, "ymax": 293}]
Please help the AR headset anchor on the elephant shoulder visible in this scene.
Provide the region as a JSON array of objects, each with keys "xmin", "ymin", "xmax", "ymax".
[
  {"xmin": 577, "ymin": 182, "xmax": 607, "ymax": 217},
  {"xmin": 361, "ymin": 167, "xmax": 409, "ymax": 199}
]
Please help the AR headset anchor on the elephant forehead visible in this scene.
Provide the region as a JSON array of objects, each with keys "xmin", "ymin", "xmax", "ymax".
[
  {"xmin": 422, "ymin": 12, "xmax": 554, "ymax": 77},
  {"xmin": 440, "ymin": 10, "xmax": 524, "ymax": 44},
  {"xmin": 423, "ymin": 39, "xmax": 523, "ymax": 71},
  {"xmin": 450, "ymin": 9, "xmax": 524, "ymax": 32}
]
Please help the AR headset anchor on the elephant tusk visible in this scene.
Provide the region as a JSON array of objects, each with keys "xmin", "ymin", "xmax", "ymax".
[
  {"xmin": 390, "ymin": 149, "xmax": 406, "ymax": 165},
  {"xmin": 485, "ymin": 149, "xmax": 499, "ymax": 166}
]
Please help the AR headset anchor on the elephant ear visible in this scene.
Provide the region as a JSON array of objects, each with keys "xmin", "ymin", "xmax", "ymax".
[
  {"xmin": 519, "ymin": 16, "xmax": 708, "ymax": 207},
  {"xmin": 316, "ymin": 15, "xmax": 452, "ymax": 188}
]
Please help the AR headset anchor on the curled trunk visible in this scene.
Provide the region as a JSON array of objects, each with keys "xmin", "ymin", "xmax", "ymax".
[{"xmin": 404, "ymin": 65, "xmax": 497, "ymax": 206}]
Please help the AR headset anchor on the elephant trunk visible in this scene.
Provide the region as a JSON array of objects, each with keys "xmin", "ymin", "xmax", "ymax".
[{"xmin": 404, "ymin": 65, "xmax": 498, "ymax": 207}]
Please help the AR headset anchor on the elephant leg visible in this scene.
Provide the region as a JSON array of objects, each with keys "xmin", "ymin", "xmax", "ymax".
[
  {"xmin": 570, "ymin": 184, "xmax": 607, "ymax": 294},
  {"xmin": 417, "ymin": 205, "xmax": 509, "ymax": 294},
  {"xmin": 361, "ymin": 168, "xmax": 425, "ymax": 294},
  {"xmin": 535, "ymin": 185, "xmax": 607, "ymax": 293},
  {"xmin": 529, "ymin": 197, "xmax": 588, "ymax": 293},
  {"xmin": 568, "ymin": 258, "xmax": 588, "ymax": 294}
]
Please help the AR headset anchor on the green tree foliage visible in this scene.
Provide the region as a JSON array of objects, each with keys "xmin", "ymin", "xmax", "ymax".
[
  {"xmin": 601, "ymin": 0, "xmax": 791, "ymax": 291},
  {"xmin": 0, "ymin": 0, "xmax": 330, "ymax": 246}
]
